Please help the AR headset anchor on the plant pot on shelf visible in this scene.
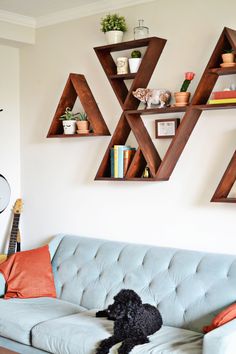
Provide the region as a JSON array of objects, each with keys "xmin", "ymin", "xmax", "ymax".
[
  {"xmin": 105, "ymin": 30, "xmax": 124, "ymax": 44},
  {"xmin": 128, "ymin": 58, "xmax": 142, "ymax": 73},
  {"xmin": 174, "ymin": 92, "xmax": 191, "ymax": 107},
  {"xmin": 77, "ymin": 120, "xmax": 90, "ymax": 134},
  {"xmin": 222, "ymin": 53, "xmax": 235, "ymax": 63},
  {"xmin": 62, "ymin": 120, "xmax": 77, "ymax": 135}
]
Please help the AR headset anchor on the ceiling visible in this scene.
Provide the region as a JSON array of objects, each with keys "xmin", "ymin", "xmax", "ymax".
[{"xmin": 0, "ymin": 0, "xmax": 100, "ymax": 17}]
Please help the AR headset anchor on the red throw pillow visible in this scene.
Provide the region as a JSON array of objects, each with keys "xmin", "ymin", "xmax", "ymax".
[
  {"xmin": 203, "ymin": 303, "xmax": 236, "ymax": 333},
  {"xmin": 0, "ymin": 245, "xmax": 56, "ymax": 299}
]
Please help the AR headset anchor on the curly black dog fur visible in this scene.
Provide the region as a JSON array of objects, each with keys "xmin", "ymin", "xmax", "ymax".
[{"xmin": 95, "ymin": 289, "xmax": 162, "ymax": 354}]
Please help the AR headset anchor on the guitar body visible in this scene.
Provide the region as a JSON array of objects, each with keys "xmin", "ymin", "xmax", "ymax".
[{"xmin": 0, "ymin": 199, "xmax": 23, "ymax": 263}]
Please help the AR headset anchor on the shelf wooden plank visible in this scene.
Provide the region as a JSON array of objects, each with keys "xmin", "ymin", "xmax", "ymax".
[
  {"xmin": 94, "ymin": 37, "xmax": 160, "ymax": 52},
  {"xmin": 95, "ymin": 177, "xmax": 157, "ymax": 181},
  {"xmin": 109, "ymin": 73, "xmax": 136, "ymax": 80},
  {"xmin": 126, "ymin": 106, "xmax": 187, "ymax": 115},
  {"xmin": 211, "ymin": 198, "xmax": 236, "ymax": 203},
  {"xmin": 195, "ymin": 103, "xmax": 236, "ymax": 110},
  {"xmin": 209, "ymin": 67, "xmax": 236, "ymax": 75},
  {"xmin": 47, "ymin": 133, "xmax": 108, "ymax": 138}
]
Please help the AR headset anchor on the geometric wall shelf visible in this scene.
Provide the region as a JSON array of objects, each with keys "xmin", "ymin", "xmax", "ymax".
[
  {"xmin": 211, "ymin": 151, "xmax": 236, "ymax": 203},
  {"xmin": 95, "ymin": 27, "xmax": 236, "ymax": 181},
  {"xmin": 47, "ymin": 73, "xmax": 110, "ymax": 138}
]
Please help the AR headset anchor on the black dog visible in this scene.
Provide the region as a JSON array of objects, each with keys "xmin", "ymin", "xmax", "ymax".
[{"xmin": 95, "ymin": 289, "xmax": 162, "ymax": 354}]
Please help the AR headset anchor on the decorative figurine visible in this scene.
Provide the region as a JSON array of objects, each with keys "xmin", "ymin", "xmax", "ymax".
[
  {"xmin": 132, "ymin": 88, "xmax": 171, "ymax": 108},
  {"xmin": 143, "ymin": 166, "xmax": 150, "ymax": 178}
]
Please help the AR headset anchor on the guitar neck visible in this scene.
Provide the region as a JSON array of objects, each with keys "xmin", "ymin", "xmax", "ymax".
[{"xmin": 7, "ymin": 214, "xmax": 21, "ymax": 256}]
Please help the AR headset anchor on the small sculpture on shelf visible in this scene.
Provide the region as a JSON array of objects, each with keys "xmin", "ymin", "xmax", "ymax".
[
  {"xmin": 132, "ymin": 88, "xmax": 171, "ymax": 109},
  {"xmin": 142, "ymin": 166, "xmax": 150, "ymax": 178}
]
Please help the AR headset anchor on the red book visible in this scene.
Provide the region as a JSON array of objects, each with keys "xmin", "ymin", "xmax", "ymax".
[{"xmin": 212, "ymin": 90, "xmax": 236, "ymax": 99}]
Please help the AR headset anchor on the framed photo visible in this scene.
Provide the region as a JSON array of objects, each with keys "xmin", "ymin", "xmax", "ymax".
[{"xmin": 155, "ymin": 118, "xmax": 180, "ymax": 139}]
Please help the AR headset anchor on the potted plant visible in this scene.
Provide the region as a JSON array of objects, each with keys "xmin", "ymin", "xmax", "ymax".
[
  {"xmin": 76, "ymin": 112, "xmax": 90, "ymax": 134},
  {"xmin": 221, "ymin": 49, "xmax": 235, "ymax": 67},
  {"xmin": 100, "ymin": 13, "xmax": 127, "ymax": 44},
  {"xmin": 129, "ymin": 50, "xmax": 142, "ymax": 73},
  {"xmin": 59, "ymin": 107, "xmax": 80, "ymax": 135},
  {"xmin": 174, "ymin": 72, "xmax": 195, "ymax": 106}
]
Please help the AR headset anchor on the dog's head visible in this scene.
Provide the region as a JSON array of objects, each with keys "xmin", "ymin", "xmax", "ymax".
[{"xmin": 107, "ymin": 289, "xmax": 142, "ymax": 320}]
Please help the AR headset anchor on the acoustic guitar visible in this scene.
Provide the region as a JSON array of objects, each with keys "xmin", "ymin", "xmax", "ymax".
[{"xmin": 0, "ymin": 199, "xmax": 23, "ymax": 263}]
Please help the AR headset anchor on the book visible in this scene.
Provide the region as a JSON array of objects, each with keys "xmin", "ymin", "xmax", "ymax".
[
  {"xmin": 124, "ymin": 148, "xmax": 136, "ymax": 176},
  {"xmin": 114, "ymin": 145, "xmax": 128, "ymax": 178},
  {"xmin": 110, "ymin": 148, "xmax": 114, "ymax": 178},
  {"xmin": 212, "ymin": 90, "xmax": 236, "ymax": 99},
  {"xmin": 208, "ymin": 98, "xmax": 236, "ymax": 104}
]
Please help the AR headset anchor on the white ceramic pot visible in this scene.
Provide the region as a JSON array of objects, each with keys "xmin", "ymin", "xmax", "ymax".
[
  {"xmin": 105, "ymin": 30, "xmax": 124, "ymax": 44},
  {"xmin": 128, "ymin": 58, "xmax": 142, "ymax": 73},
  {"xmin": 62, "ymin": 120, "xmax": 77, "ymax": 135}
]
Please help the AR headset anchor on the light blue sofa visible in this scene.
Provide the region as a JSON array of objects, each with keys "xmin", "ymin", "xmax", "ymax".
[{"xmin": 0, "ymin": 234, "xmax": 236, "ymax": 354}]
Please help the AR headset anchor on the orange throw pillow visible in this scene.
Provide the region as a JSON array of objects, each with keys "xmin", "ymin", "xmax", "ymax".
[
  {"xmin": 203, "ymin": 303, "xmax": 236, "ymax": 333},
  {"xmin": 0, "ymin": 245, "xmax": 56, "ymax": 299}
]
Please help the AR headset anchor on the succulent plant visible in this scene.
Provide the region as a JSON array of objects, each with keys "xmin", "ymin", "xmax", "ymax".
[{"xmin": 131, "ymin": 50, "xmax": 141, "ymax": 58}]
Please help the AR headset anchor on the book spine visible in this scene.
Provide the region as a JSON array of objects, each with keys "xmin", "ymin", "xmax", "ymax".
[
  {"xmin": 110, "ymin": 148, "xmax": 114, "ymax": 178},
  {"xmin": 114, "ymin": 146, "xmax": 119, "ymax": 178},
  {"xmin": 124, "ymin": 148, "xmax": 136, "ymax": 176},
  {"xmin": 118, "ymin": 146, "xmax": 125, "ymax": 178},
  {"xmin": 208, "ymin": 98, "xmax": 236, "ymax": 104}
]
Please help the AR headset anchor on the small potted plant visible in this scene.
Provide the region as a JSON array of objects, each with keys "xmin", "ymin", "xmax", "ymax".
[
  {"xmin": 129, "ymin": 50, "xmax": 142, "ymax": 73},
  {"xmin": 59, "ymin": 107, "xmax": 80, "ymax": 135},
  {"xmin": 221, "ymin": 49, "xmax": 235, "ymax": 67},
  {"xmin": 76, "ymin": 112, "xmax": 89, "ymax": 134},
  {"xmin": 100, "ymin": 13, "xmax": 127, "ymax": 44},
  {"xmin": 174, "ymin": 72, "xmax": 195, "ymax": 106}
]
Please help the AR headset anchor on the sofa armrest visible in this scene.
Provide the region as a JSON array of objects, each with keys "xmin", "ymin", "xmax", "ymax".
[
  {"xmin": 203, "ymin": 319, "xmax": 236, "ymax": 354},
  {"xmin": 48, "ymin": 234, "xmax": 64, "ymax": 260}
]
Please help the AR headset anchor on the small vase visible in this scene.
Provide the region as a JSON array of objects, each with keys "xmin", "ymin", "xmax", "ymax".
[
  {"xmin": 62, "ymin": 120, "xmax": 76, "ymax": 134},
  {"xmin": 105, "ymin": 31, "xmax": 123, "ymax": 44},
  {"xmin": 174, "ymin": 92, "xmax": 191, "ymax": 107},
  {"xmin": 128, "ymin": 58, "xmax": 142, "ymax": 73},
  {"xmin": 77, "ymin": 120, "xmax": 89, "ymax": 134}
]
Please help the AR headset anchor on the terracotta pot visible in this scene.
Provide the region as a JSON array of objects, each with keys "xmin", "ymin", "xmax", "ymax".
[
  {"xmin": 77, "ymin": 120, "xmax": 89, "ymax": 134},
  {"xmin": 105, "ymin": 30, "xmax": 123, "ymax": 44},
  {"xmin": 222, "ymin": 53, "xmax": 234, "ymax": 63},
  {"xmin": 174, "ymin": 92, "xmax": 191, "ymax": 107}
]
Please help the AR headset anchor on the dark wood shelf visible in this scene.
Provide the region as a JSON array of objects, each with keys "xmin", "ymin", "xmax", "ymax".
[
  {"xmin": 48, "ymin": 133, "xmax": 107, "ymax": 138},
  {"xmin": 95, "ymin": 177, "xmax": 160, "ymax": 182},
  {"xmin": 95, "ymin": 27, "xmax": 236, "ymax": 188},
  {"xmin": 194, "ymin": 103, "xmax": 236, "ymax": 110},
  {"xmin": 126, "ymin": 106, "xmax": 187, "ymax": 115},
  {"xmin": 211, "ymin": 151, "xmax": 236, "ymax": 203},
  {"xmin": 209, "ymin": 67, "xmax": 236, "ymax": 75},
  {"xmin": 47, "ymin": 73, "xmax": 110, "ymax": 138},
  {"xmin": 109, "ymin": 73, "xmax": 136, "ymax": 80}
]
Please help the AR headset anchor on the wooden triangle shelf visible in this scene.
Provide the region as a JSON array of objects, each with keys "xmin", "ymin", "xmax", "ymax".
[
  {"xmin": 211, "ymin": 151, "xmax": 236, "ymax": 203},
  {"xmin": 47, "ymin": 73, "xmax": 110, "ymax": 138},
  {"xmin": 95, "ymin": 27, "xmax": 236, "ymax": 184}
]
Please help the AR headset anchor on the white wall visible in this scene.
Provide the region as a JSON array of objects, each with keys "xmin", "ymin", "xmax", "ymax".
[
  {"xmin": 20, "ymin": 0, "xmax": 236, "ymax": 253},
  {"xmin": 0, "ymin": 44, "xmax": 20, "ymax": 252}
]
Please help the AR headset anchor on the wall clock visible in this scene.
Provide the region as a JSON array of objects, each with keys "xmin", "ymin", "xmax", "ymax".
[{"xmin": 0, "ymin": 174, "xmax": 10, "ymax": 213}]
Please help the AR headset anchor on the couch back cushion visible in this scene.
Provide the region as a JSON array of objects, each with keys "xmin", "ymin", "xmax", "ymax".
[{"xmin": 51, "ymin": 235, "xmax": 236, "ymax": 333}]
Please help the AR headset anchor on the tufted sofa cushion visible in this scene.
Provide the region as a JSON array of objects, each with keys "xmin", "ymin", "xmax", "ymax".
[{"xmin": 51, "ymin": 235, "xmax": 236, "ymax": 333}]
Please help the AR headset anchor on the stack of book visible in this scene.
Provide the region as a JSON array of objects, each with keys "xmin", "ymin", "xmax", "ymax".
[
  {"xmin": 110, "ymin": 145, "xmax": 136, "ymax": 178},
  {"xmin": 208, "ymin": 90, "xmax": 236, "ymax": 104}
]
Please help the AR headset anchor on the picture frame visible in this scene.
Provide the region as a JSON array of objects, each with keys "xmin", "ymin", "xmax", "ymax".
[{"xmin": 155, "ymin": 118, "xmax": 180, "ymax": 139}]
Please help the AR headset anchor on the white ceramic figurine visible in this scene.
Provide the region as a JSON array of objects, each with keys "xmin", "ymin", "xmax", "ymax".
[{"xmin": 132, "ymin": 88, "xmax": 171, "ymax": 108}]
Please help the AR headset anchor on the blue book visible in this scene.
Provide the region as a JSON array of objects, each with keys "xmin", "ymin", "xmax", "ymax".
[
  {"xmin": 110, "ymin": 148, "xmax": 114, "ymax": 177},
  {"xmin": 117, "ymin": 146, "xmax": 131, "ymax": 178}
]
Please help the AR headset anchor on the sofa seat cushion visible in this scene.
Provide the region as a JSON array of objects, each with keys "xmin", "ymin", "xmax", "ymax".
[
  {"xmin": 0, "ymin": 297, "xmax": 85, "ymax": 345},
  {"xmin": 32, "ymin": 310, "xmax": 203, "ymax": 354}
]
